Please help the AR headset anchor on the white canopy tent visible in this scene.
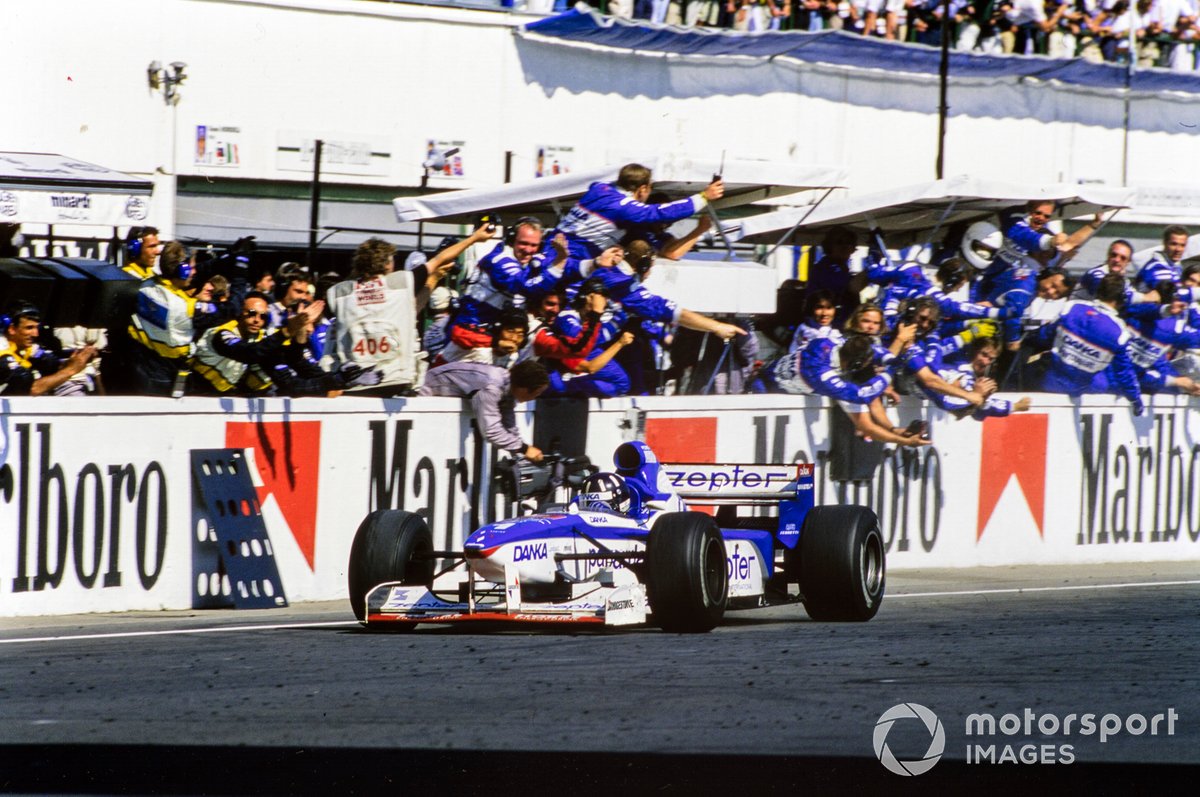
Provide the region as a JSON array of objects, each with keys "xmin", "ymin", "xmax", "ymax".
[
  {"xmin": 395, "ymin": 157, "xmax": 845, "ymax": 314},
  {"xmin": 393, "ymin": 156, "xmax": 845, "ymax": 224},
  {"xmin": 728, "ymin": 175, "xmax": 1138, "ymax": 249},
  {"xmin": 0, "ymin": 152, "xmax": 152, "ymax": 227}
]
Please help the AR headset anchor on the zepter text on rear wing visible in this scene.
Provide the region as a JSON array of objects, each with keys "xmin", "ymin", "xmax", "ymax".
[{"xmin": 662, "ymin": 463, "xmax": 815, "ymax": 505}]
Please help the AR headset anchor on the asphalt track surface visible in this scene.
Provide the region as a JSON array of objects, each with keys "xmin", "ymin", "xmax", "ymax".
[{"xmin": 0, "ymin": 562, "xmax": 1197, "ymax": 794}]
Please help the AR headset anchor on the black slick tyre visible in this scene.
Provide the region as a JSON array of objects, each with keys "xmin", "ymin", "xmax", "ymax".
[
  {"xmin": 645, "ymin": 511, "xmax": 728, "ymax": 633},
  {"xmin": 347, "ymin": 510, "xmax": 434, "ymax": 625},
  {"xmin": 795, "ymin": 505, "xmax": 885, "ymax": 622}
]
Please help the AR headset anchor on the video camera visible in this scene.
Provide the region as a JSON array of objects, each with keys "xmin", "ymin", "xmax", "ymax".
[
  {"xmin": 190, "ymin": 235, "xmax": 257, "ymax": 288},
  {"xmin": 619, "ymin": 315, "xmax": 645, "ymax": 339}
]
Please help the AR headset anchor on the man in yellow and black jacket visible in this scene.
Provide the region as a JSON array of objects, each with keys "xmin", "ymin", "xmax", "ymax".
[
  {"xmin": 191, "ymin": 292, "xmax": 379, "ymax": 397},
  {"xmin": 0, "ymin": 300, "xmax": 97, "ymax": 396}
]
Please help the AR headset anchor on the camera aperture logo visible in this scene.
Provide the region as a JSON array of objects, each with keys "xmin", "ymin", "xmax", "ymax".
[
  {"xmin": 873, "ymin": 704, "xmax": 1179, "ymax": 772},
  {"xmin": 874, "ymin": 703, "xmax": 945, "ymax": 776}
]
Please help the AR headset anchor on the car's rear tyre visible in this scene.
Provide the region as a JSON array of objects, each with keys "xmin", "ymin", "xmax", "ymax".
[
  {"xmin": 645, "ymin": 512, "xmax": 728, "ymax": 633},
  {"xmin": 347, "ymin": 510, "xmax": 434, "ymax": 626},
  {"xmin": 795, "ymin": 505, "xmax": 885, "ymax": 622}
]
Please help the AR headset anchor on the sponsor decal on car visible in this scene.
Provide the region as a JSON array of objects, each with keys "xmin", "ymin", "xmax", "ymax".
[
  {"xmin": 664, "ymin": 464, "xmax": 797, "ymax": 494},
  {"xmin": 512, "ymin": 542, "xmax": 548, "ymax": 562}
]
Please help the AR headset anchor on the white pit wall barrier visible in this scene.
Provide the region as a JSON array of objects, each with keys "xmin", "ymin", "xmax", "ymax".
[{"xmin": 1, "ymin": 392, "xmax": 1197, "ymax": 617}]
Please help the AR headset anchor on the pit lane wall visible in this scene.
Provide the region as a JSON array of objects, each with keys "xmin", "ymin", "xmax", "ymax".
[{"xmin": 1, "ymin": 394, "xmax": 1198, "ymax": 617}]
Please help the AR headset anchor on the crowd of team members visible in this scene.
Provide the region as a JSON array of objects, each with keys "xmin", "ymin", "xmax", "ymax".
[
  {"xmin": 1, "ymin": 162, "xmax": 1196, "ymax": 458},
  {"xmin": 758, "ymin": 211, "xmax": 1198, "ymax": 448}
]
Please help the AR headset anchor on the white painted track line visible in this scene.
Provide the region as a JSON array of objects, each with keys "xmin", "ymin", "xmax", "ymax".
[
  {"xmin": 0, "ymin": 620, "xmax": 359, "ymax": 646},
  {"xmin": 889, "ymin": 578, "xmax": 1200, "ymax": 599}
]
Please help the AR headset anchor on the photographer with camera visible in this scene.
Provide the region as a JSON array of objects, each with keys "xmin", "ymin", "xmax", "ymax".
[
  {"xmin": 534, "ymin": 277, "xmax": 636, "ymax": 398},
  {"xmin": 581, "ymin": 238, "xmax": 745, "ymax": 394},
  {"xmin": 417, "ymin": 359, "xmax": 550, "ymax": 463}
]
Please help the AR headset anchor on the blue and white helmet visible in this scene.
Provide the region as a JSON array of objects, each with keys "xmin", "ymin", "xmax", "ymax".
[{"xmin": 578, "ymin": 472, "xmax": 632, "ymax": 515}]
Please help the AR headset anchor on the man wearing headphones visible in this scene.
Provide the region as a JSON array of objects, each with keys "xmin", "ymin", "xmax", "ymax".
[
  {"xmin": 442, "ymin": 216, "xmax": 574, "ymax": 363},
  {"xmin": 122, "ymin": 226, "xmax": 163, "ymax": 280},
  {"xmin": 0, "ymin": 301, "xmax": 97, "ymax": 396},
  {"xmin": 126, "ymin": 240, "xmax": 202, "ymax": 396}
]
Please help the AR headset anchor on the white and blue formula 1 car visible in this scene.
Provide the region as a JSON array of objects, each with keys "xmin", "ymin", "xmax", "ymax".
[{"xmin": 348, "ymin": 441, "xmax": 884, "ymax": 633}]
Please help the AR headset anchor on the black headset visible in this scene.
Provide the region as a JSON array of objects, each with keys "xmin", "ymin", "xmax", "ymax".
[
  {"xmin": 505, "ymin": 216, "xmax": 541, "ymax": 248},
  {"xmin": 1, "ymin": 300, "xmax": 41, "ymax": 331},
  {"xmin": 572, "ymin": 277, "xmax": 609, "ymax": 310},
  {"xmin": 160, "ymin": 249, "xmax": 195, "ymax": 282}
]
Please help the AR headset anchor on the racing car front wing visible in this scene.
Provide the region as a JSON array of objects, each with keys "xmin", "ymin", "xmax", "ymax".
[{"xmin": 364, "ymin": 566, "xmax": 649, "ymax": 627}]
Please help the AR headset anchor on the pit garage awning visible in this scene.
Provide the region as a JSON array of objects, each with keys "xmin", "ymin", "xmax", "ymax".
[
  {"xmin": 727, "ymin": 175, "xmax": 1138, "ymax": 248},
  {"xmin": 393, "ymin": 157, "xmax": 845, "ymax": 224},
  {"xmin": 0, "ymin": 152, "xmax": 153, "ymax": 226}
]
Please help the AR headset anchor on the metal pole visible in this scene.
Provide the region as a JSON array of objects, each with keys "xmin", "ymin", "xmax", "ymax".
[
  {"xmin": 418, "ymin": 166, "xmax": 429, "ymax": 252},
  {"xmin": 936, "ymin": 0, "xmax": 952, "ymax": 179},
  {"xmin": 307, "ymin": 139, "xmax": 323, "ymax": 269},
  {"xmin": 1122, "ymin": 22, "xmax": 1136, "ymax": 186},
  {"xmin": 504, "ymin": 150, "xmax": 513, "ymax": 184},
  {"xmin": 764, "ymin": 187, "xmax": 837, "ymax": 260}
]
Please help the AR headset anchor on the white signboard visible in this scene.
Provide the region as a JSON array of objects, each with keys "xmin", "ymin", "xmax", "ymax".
[
  {"xmin": 424, "ymin": 139, "xmax": 466, "ymax": 179},
  {"xmin": 0, "ymin": 189, "xmax": 149, "ymax": 226},
  {"xmin": 276, "ymin": 131, "xmax": 391, "ymax": 177},
  {"xmin": 194, "ymin": 125, "xmax": 243, "ymax": 167},
  {"xmin": 534, "ymin": 145, "xmax": 574, "ymax": 178}
]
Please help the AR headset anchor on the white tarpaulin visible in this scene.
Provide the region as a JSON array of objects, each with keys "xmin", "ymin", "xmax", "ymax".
[
  {"xmin": 0, "ymin": 152, "xmax": 153, "ymax": 226},
  {"xmin": 641, "ymin": 253, "xmax": 777, "ymax": 314},
  {"xmin": 729, "ymin": 174, "xmax": 1137, "ymax": 247},
  {"xmin": 393, "ymin": 156, "xmax": 845, "ymax": 224}
]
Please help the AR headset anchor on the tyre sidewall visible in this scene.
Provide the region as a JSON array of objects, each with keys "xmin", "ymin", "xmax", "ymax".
[
  {"xmin": 347, "ymin": 510, "xmax": 434, "ymax": 622},
  {"xmin": 646, "ymin": 511, "xmax": 729, "ymax": 633},
  {"xmin": 799, "ymin": 505, "xmax": 885, "ymax": 622}
]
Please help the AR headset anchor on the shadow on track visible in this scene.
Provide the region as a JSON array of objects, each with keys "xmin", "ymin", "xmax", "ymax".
[{"xmin": 3, "ymin": 744, "xmax": 1196, "ymax": 795}]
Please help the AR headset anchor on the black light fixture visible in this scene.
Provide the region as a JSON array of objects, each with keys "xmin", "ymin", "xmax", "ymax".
[{"xmin": 147, "ymin": 60, "xmax": 187, "ymax": 105}]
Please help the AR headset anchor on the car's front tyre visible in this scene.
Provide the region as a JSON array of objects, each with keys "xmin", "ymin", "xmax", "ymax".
[
  {"xmin": 347, "ymin": 510, "xmax": 434, "ymax": 626},
  {"xmin": 645, "ymin": 511, "xmax": 728, "ymax": 633}
]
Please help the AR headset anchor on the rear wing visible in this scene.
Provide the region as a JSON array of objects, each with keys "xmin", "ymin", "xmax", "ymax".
[{"xmin": 661, "ymin": 463, "xmax": 815, "ymax": 505}]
